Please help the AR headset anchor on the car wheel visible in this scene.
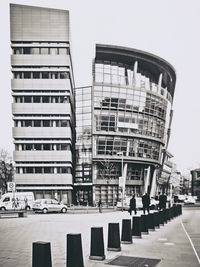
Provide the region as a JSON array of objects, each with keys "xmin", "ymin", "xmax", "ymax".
[
  {"xmin": 61, "ymin": 208, "xmax": 67, "ymax": 213},
  {"xmin": 25, "ymin": 206, "xmax": 31, "ymax": 211},
  {"xmin": 43, "ymin": 208, "xmax": 48, "ymax": 214},
  {"xmin": 0, "ymin": 207, "xmax": 6, "ymax": 211}
]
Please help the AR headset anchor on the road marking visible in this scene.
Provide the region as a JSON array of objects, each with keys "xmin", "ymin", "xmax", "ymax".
[
  {"xmin": 164, "ymin": 242, "xmax": 174, "ymax": 246},
  {"xmin": 158, "ymin": 238, "xmax": 167, "ymax": 241},
  {"xmin": 181, "ymin": 220, "xmax": 200, "ymax": 265}
]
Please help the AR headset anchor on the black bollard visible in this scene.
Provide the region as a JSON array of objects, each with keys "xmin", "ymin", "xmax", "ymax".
[
  {"xmin": 154, "ymin": 212, "xmax": 160, "ymax": 229},
  {"xmin": 141, "ymin": 214, "xmax": 149, "ymax": 234},
  {"xmin": 67, "ymin": 233, "xmax": 84, "ymax": 267},
  {"xmin": 158, "ymin": 210, "xmax": 164, "ymax": 226},
  {"xmin": 32, "ymin": 241, "xmax": 52, "ymax": 267},
  {"xmin": 177, "ymin": 204, "xmax": 182, "ymax": 215},
  {"xmin": 90, "ymin": 227, "xmax": 105, "ymax": 260},
  {"xmin": 121, "ymin": 219, "xmax": 132, "ymax": 244},
  {"xmin": 148, "ymin": 213, "xmax": 155, "ymax": 231},
  {"xmin": 169, "ymin": 207, "xmax": 174, "ymax": 220},
  {"xmin": 163, "ymin": 209, "xmax": 168, "ymax": 224},
  {"xmin": 166, "ymin": 208, "xmax": 170, "ymax": 221},
  {"xmin": 107, "ymin": 223, "xmax": 121, "ymax": 251},
  {"xmin": 132, "ymin": 216, "xmax": 142, "ymax": 238}
]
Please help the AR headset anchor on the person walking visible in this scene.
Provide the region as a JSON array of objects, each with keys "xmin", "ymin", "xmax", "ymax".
[
  {"xmin": 98, "ymin": 199, "xmax": 102, "ymax": 213},
  {"xmin": 142, "ymin": 193, "xmax": 150, "ymax": 214},
  {"xmin": 129, "ymin": 195, "xmax": 137, "ymax": 215}
]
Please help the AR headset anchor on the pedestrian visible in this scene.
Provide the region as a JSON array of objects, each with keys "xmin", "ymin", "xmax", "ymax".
[
  {"xmin": 129, "ymin": 195, "xmax": 137, "ymax": 215},
  {"xmin": 158, "ymin": 193, "xmax": 167, "ymax": 210},
  {"xmin": 142, "ymin": 193, "xmax": 150, "ymax": 214},
  {"xmin": 98, "ymin": 199, "xmax": 102, "ymax": 213}
]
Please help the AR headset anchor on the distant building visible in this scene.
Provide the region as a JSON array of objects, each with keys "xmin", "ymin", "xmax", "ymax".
[
  {"xmin": 191, "ymin": 168, "xmax": 200, "ymax": 198},
  {"xmin": 10, "ymin": 4, "xmax": 75, "ymax": 202}
]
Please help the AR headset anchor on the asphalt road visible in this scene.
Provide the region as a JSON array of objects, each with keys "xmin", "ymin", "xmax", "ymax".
[{"xmin": 0, "ymin": 206, "xmax": 199, "ymax": 267}]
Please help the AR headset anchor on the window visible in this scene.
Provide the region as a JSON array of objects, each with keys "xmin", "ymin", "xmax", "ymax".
[
  {"xmin": 43, "ymin": 144, "xmax": 50, "ymax": 150},
  {"xmin": 50, "ymin": 48, "xmax": 58, "ymax": 55},
  {"xmin": 61, "ymin": 120, "xmax": 68, "ymax": 127},
  {"xmin": 41, "ymin": 48, "xmax": 49, "ymax": 55},
  {"xmin": 60, "ymin": 72, "xmax": 68, "ymax": 79},
  {"xmin": 24, "ymin": 96, "xmax": 32, "ymax": 103},
  {"xmin": 42, "ymin": 72, "xmax": 49, "ymax": 79},
  {"xmin": 23, "ymin": 47, "xmax": 31, "ymax": 54},
  {"xmin": 42, "ymin": 96, "xmax": 49, "ymax": 103},
  {"xmin": 43, "ymin": 120, "xmax": 50, "ymax": 127},
  {"xmin": 35, "ymin": 167, "xmax": 42, "ymax": 173},
  {"xmin": 34, "ymin": 144, "xmax": 42, "ymax": 150},
  {"xmin": 13, "ymin": 48, "xmax": 22, "ymax": 54},
  {"xmin": 25, "ymin": 120, "xmax": 32, "ymax": 127},
  {"xmin": 33, "ymin": 96, "xmax": 40, "ymax": 103},
  {"xmin": 33, "ymin": 72, "xmax": 40, "ymax": 79},
  {"xmin": 24, "ymin": 72, "xmax": 31, "ymax": 79},
  {"xmin": 59, "ymin": 48, "xmax": 68, "ymax": 55},
  {"xmin": 34, "ymin": 120, "xmax": 41, "ymax": 127},
  {"xmin": 30, "ymin": 48, "xmax": 40, "ymax": 54}
]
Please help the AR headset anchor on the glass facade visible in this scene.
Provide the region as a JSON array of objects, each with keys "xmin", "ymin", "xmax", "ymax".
[
  {"xmin": 75, "ymin": 86, "xmax": 92, "ymax": 205},
  {"xmin": 91, "ymin": 44, "xmax": 176, "ymax": 205}
]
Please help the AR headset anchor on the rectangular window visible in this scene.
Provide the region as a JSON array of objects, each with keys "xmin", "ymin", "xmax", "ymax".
[
  {"xmin": 23, "ymin": 47, "xmax": 31, "ymax": 54},
  {"xmin": 43, "ymin": 120, "xmax": 50, "ymax": 127},
  {"xmin": 33, "ymin": 72, "xmax": 40, "ymax": 79},
  {"xmin": 42, "ymin": 96, "xmax": 49, "ymax": 103},
  {"xmin": 43, "ymin": 144, "xmax": 51, "ymax": 150},
  {"xmin": 24, "ymin": 96, "xmax": 32, "ymax": 103},
  {"xmin": 24, "ymin": 72, "xmax": 31, "ymax": 79},
  {"xmin": 59, "ymin": 48, "xmax": 68, "ymax": 55},
  {"xmin": 33, "ymin": 96, "xmax": 40, "ymax": 103},
  {"xmin": 34, "ymin": 120, "xmax": 41, "ymax": 127},
  {"xmin": 41, "ymin": 48, "xmax": 49, "ymax": 55},
  {"xmin": 50, "ymin": 48, "xmax": 58, "ymax": 55},
  {"xmin": 35, "ymin": 167, "xmax": 42, "ymax": 173},
  {"xmin": 42, "ymin": 72, "xmax": 49, "ymax": 79},
  {"xmin": 34, "ymin": 144, "xmax": 42, "ymax": 150},
  {"xmin": 60, "ymin": 72, "xmax": 69, "ymax": 79},
  {"xmin": 24, "ymin": 120, "xmax": 32, "ymax": 127},
  {"xmin": 30, "ymin": 47, "xmax": 40, "ymax": 54}
]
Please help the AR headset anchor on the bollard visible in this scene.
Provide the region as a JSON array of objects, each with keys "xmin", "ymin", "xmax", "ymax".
[
  {"xmin": 132, "ymin": 216, "xmax": 142, "ymax": 238},
  {"xmin": 121, "ymin": 219, "xmax": 132, "ymax": 244},
  {"xmin": 67, "ymin": 233, "xmax": 84, "ymax": 267},
  {"xmin": 32, "ymin": 241, "xmax": 52, "ymax": 267},
  {"xmin": 89, "ymin": 227, "xmax": 105, "ymax": 260},
  {"xmin": 141, "ymin": 214, "xmax": 149, "ymax": 234},
  {"xmin": 154, "ymin": 212, "xmax": 160, "ymax": 229},
  {"xmin": 177, "ymin": 204, "xmax": 182, "ymax": 215},
  {"xmin": 166, "ymin": 208, "xmax": 170, "ymax": 222},
  {"xmin": 158, "ymin": 210, "xmax": 164, "ymax": 226},
  {"xmin": 169, "ymin": 207, "xmax": 174, "ymax": 220},
  {"xmin": 163, "ymin": 209, "xmax": 168, "ymax": 224},
  {"xmin": 107, "ymin": 223, "xmax": 121, "ymax": 251},
  {"xmin": 148, "ymin": 213, "xmax": 155, "ymax": 231}
]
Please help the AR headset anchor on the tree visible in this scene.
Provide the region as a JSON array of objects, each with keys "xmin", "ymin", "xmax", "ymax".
[{"xmin": 0, "ymin": 149, "xmax": 15, "ymax": 195}]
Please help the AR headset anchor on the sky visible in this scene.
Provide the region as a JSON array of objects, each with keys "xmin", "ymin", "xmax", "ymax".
[{"xmin": 0, "ymin": 0, "xmax": 200, "ymax": 176}]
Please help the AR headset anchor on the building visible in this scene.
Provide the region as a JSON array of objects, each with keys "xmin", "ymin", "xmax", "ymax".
[
  {"xmin": 191, "ymin": 168, "xmax": 200, "ymax": 199},
  {"xmin": 158, "ymin": 150, "xmax": 173, "ymax": 193},
  {"xmin": 10, "ymin": 4, "xmax": 75, "ymax": 203},
  {"xmin": 75, "ymin": 44, "xmax": 176, "ymax": 205}
]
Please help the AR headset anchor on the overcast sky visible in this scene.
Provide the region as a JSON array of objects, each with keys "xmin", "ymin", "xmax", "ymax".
[{"xmin": 0, "ymin": 0, "xmax": 200, "ymax": 176}]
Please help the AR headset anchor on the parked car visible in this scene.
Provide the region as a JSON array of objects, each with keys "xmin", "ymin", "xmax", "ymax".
[
  {"xmin": 184, "ymin": 196, "xmax": 196, "ymax": 205},
  {"xmin": 32, "ymin": 199, "xmax": 68, "ymax": 214}
]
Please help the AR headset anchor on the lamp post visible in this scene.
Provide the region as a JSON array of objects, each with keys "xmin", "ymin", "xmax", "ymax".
[{"xmin": 117, "ymin": 152, "xmax": 124, "ymax": 211}]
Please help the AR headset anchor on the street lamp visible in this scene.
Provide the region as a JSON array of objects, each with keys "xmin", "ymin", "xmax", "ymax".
[{"xmin": 117, "ymin": 151, "xmax": 124, "ymax": 211}]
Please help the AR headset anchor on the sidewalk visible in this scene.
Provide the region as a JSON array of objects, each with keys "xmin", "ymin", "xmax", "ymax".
[{"xmin": 85, "ymin": 209, "xmax": 199, "ymax": 267}]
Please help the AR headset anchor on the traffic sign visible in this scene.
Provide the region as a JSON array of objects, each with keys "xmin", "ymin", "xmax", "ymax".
[{"xmin": 7, "ymin": 182, "xmax": 16, "ymax": 192}]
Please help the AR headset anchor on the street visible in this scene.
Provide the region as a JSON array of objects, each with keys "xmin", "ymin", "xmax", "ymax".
[{"xmin": 0, "ymin": 206, "xmax": 199, "ymax": 267}]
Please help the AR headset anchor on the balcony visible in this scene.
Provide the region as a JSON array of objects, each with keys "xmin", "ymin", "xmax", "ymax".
[
  {"xmin": 12, "ymin": 103, "xmax": 71, "ymax": 115},
  {"xmin": 11, "ymin": 54, "xmax": 70, "ymax": 66},
  {"xmin": 13, "ymin": 150, "xmax": 72, "ymax": 162},
  {"xmin": 14, "ymin": 173, "xmax": 72, "ymax": 185},
  {"xmin": 11, "ymin": 79, "xmax": 72, "ymax": 90},
  {"xmin": 12, "ymin": 127, "xmax": 72, "ymax": 139}
]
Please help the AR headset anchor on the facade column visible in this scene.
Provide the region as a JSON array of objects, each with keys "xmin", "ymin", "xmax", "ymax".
[
  {"xmin": 132, "ymin": 61, "xmax": 138, "ymax": 86},
  {"xmin": 144, "ymin": 166, "xmax": 151, "ymax": 194},
  {"xmin": 150, "ymin": 168, "xmax": 157, "ymax": 197},
  {"xmin": 158, "ymin": 73, "xmax": 163, "ymax": 91}
]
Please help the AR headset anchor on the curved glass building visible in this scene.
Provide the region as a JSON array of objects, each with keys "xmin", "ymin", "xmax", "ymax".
[{"xmin": 91, "ymin": 44, "xmax": 176, "ymax": 205}]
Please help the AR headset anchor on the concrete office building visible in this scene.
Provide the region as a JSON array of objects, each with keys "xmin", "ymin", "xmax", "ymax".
[
  {"xmin": 10, "ymin": 4, "xmax": 75, "ymax": 202},
  {"xmin": 75, "ymin": 44, "xmax": 176, "ymax": 205}
]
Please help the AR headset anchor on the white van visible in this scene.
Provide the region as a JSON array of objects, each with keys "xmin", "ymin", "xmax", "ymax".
[{"xmin": 0, "ymin": 192, "xmax": 35, "ymax": 211}]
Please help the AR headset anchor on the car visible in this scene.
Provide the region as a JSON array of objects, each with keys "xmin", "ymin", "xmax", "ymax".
[
  {"xmin": 184, "ymin": 196, "xmax": 196, "ymax": 205},
  {"xmin": 32, "ymin": 199, "xmax": 68, "ymax": 214}
]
